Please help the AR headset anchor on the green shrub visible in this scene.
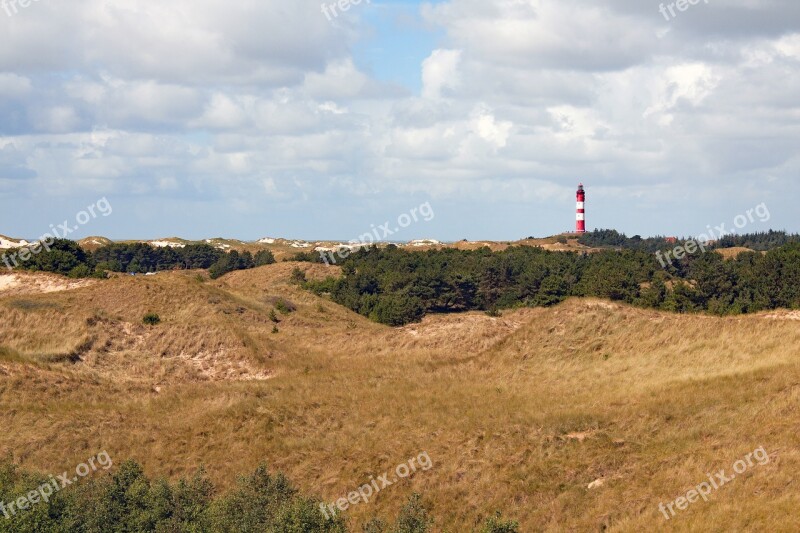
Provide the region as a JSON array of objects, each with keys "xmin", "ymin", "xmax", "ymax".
[
  {"xmin": 68, "ymin": 264, "xmax": 93, "ymax": 278},
  {"xmin": 143, "ymin": 313, "xmax": 161, "ymax": 326},
  {"xmin": 274, "ymin": 300, "xmax": 295, "ymax": 314},
  {"xmin": 209, "ymin": 256, "xmax": 233, "ymax": 279},
  {"xmin": 369, "ymin": 295, "xmax": 424, "ymax": 327},
  {"xmin": 254, "ymin": 250, "xmax": 276, "ymax": 266},
  {"xmin": 290, "ymin": 267, "xmax": 307, "ymax": 284},
  {"xmin": 392, "ymin": 493, "xmax": 432, "ymax": 533},
  {"xmin": 480, "ymin": 512, "xmax": 519, "ymax": 533}
]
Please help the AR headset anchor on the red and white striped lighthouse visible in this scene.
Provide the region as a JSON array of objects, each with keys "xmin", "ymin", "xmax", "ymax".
[{"xmin": 576, "ymin": 183, "xmax": 586, "ymax": 233}]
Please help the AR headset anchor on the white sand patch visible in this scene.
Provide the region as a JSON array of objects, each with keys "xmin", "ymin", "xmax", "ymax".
[
  {"xmin": 257, "ymin": 237, "xmax": 276, "ymax": 244},
  {"xmin": 315, "ymin": 243, "xmax": 373, "ymax": 253},
  {"xmin": 0, "ymin": 273, "xmax": 94, "ymax": 294},
  {"xmin": 149, "ymin": 240, "xmax": 186, "ymax": 248},
  {"xmin": 0, "ymin": 274, "xmax": 20, "ymax": 291},
  {"xmin": 0, "ymin": 237, "xmax": 29, "ymax": 249},
  {"xmin": 587, "ymin": 479, "xmax": 605, "ymax": 489},
  {"xmin": 408, "ymin": 239, "xmax": 441, "ymax": 247}
]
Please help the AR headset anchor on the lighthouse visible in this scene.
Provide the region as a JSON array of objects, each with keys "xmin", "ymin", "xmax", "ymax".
[{"xmin": 576, "ymin": 183, "xmax": 586, "ymax": 233}]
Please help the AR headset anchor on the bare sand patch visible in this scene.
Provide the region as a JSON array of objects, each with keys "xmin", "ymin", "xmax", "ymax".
[{"xmin": 0, "ymin": 272, "xmax": 95, "ymax": 295}]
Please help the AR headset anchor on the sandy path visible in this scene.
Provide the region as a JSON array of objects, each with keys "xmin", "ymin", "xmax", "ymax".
[{"xmin": 0, "ymin": 274, "xmax": 20, "ymax": 291}]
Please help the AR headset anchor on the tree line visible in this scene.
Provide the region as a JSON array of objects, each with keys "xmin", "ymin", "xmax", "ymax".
[
  {"xmin": 301, "ymin": 242, "xmax": 800, "ymax": 325},
  {"xmin": 0, "ymin": 458, "xmax": 517, "ymax": 532},
  {"xmin": 2, "ymin": 240, "xmax": 275, "ymax": 279},
  {"xmin": 578, "ymin": 228, "xmax": 800, "ymax": 253}
]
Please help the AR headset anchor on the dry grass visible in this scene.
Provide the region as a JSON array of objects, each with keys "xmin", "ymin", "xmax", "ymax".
[
  {"xmin": 1, "ymin": 265, "xmax": 799, "ymax": 531},
  {"xmin": 715, "ymin": 247, "xmax": 759, "ymax": 259}
]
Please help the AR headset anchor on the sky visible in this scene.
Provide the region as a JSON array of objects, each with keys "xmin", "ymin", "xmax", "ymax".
[{"xmin": 0, "ymin": 0, "xmax": 799, "ymax": 242}]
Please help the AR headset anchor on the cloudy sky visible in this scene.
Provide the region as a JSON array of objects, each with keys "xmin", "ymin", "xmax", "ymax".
[{"xmin": 1, "ymin": 0, "xmax": 799, "ymax": 241}]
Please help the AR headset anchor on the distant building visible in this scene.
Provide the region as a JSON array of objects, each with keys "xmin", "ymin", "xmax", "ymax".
[{"xmin": 576, "ymin": 183, "xmax": 586, "ymax": 233}]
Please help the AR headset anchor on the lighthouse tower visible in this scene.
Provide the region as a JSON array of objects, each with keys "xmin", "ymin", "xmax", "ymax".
[{"xmin": 576, "ymin": 183, "xmax": 586, "ymax": 233}]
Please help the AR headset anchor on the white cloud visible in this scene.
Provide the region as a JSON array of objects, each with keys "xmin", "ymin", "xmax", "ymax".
[
  {"xmin": 422, "ymin": 49, "xmax": 462, "ymax": 99},
  {"xmin": 303, "ymin": 59, "xmax": 378, "ymax": 100},
  {"xmin": 642, "ymin": 63, "xmax": 722, "ymax": 124},
  {"xmin": 318, "ymin": 102, "xmax": 348, "ymax": 115},
  {"xmin": 774, "ymin": 33, "xmax": 800, "ymax": 59},
  {"xmin": 470, "ymin": 106, "xmax": 512, "ymax": 148},
  {"xmin": 194, "ymin": 93, "xmax": 248, "ymax": 130}
]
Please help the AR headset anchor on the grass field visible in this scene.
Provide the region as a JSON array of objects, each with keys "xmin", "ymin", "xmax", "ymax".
[{"xmin": 1, "ymin": 264, "xmax": 798, "ymax": 531}]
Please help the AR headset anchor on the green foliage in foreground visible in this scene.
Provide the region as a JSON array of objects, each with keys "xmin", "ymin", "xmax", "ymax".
[
  {"xmin": 303, "ymin": 242, "xmax": 800, "ymax": 326},
  {"xmin": 0, "ymin": 459, "xmax": 517, "ymax": 533}
]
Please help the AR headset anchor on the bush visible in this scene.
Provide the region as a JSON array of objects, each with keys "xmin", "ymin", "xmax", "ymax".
[
  {"xmin": 274, "ymin": 300, "xmax": 294, "ymax": 314},
  {"xmin": 480, "ymin": 512, "xmax": 519, "ymax": 533},
  {"xmin": 143, "ymin": 313, "xmax": 161, "ymax": 326},
  {"xmin": 68, "ymin": 264, "xmax": 93, "ymax": 278},
  {"xmin": 392, "ymin": 493, "xmax": 432, "ymax": 533},
  {"xmin": 254, "ymin": 250, "xmax": 276, "ymax": 266},
  {"xmin": 209, "ymin": 257, "xmax": 231, "ymax": 279},
  {"xmin": 369, "ymin": 295, "xmax": 424, "ymax": 327},
  {"xmin": 290, "ymin": 267, "xmax": 307, "ymax": 284}
]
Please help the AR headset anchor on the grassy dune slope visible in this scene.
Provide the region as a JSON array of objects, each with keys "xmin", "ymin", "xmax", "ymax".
[{"xmin": 1, "ymin": 265, "xmax": 798, "ymax": 531}]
